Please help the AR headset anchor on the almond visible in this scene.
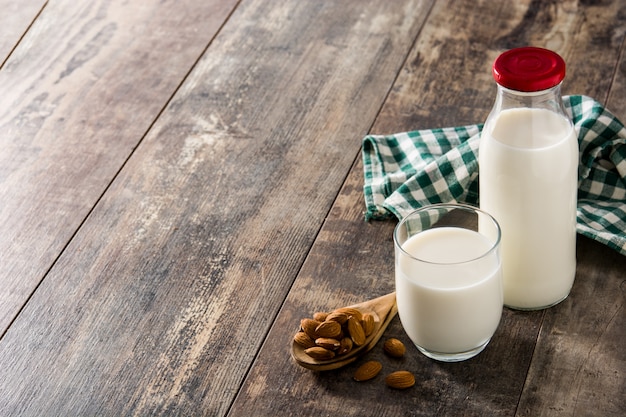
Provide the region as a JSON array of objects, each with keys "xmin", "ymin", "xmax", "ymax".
[
  {"xmin": 300, "ymin": 318, "xmax": 321, "ymax": 339},
  {"xmin": 325, "ymin": 311, "xmax": 349, "ymax": 325},
  {"xmin": 347, "ymin": 316, "xmax": 366, "ymax": 346},
  {"xmin": 335, "ymin": 328, "xmax": 345, "ymax": 340},
  {"xmin": 315, "ymin": 337, "xmax": 341, "ymax": 351},
  {"xmin": 361, "ymin": 313, "xmax": 375, "ymax": 337},
  {"xmin": 293, "ymin": 331, "xmax": 316, "ymax": 349},
  {"xmin": 337, "ymin": 336, "xmax": 353, "ymax": 355},
  {"xmin": 313, "ymin": 311, "xmax": 328, "ymax": 322},
  {"xmin": 383, "ymin": 338, "xmax": 406, "ymax": 358},
  {"xmin": 304, "ymin": 346, "xmax": 335, "ymax": 360},
  {"xmin": 385, "ymin": 370, "xmax": 415, "ymax": 389},
  {"xmin": 315, "ymin": 320, "xmax": 342, "ymax": 338},
  {"xmin": 353, "ymin": 360, "xmax": 382, "ymax": 382},
  {"xmin": 333, "ymin": 307, "xmax": 363, "ymax": 322}
]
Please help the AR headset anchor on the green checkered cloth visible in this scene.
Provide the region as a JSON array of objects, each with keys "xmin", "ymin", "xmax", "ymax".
[{"xmin": 363, "ymin": 95, "xmax": 626, "ymax": 256}]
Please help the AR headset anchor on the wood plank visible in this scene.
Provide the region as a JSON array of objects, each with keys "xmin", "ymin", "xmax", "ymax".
[
  {"xmin": 231, "ymin": 1, "xmax": 542, "ymax": 415},
  {"xmin": 231, "ymin": 0, "xmax": 626, "ymax": 415},
  {"xmin": 230, "ymin": 156, "xmax": 544, "ymax": 416},
  {"xmin": 0, "ymin": 0, "xmax": 47, "ymax": 64},
  {"xmin": 371, "ymin": 0, "xmax": 626, "ymax": 134},
  {"xmin": 517, "ymin": 236, "xmax": 626, "ymax": 416},
  {"xmin": 0, "ymin": 0, "xmax": 433, "ymax": 415},
  {"xmin": 516, "ymin": 3, "xmax": 626, "ymax": 413},
  {"xmin": 0, "ymin": 0, "xmax": 239, "ymax": 333},
  {"xmin": 606, "ymin": 27, "xmax": 626, "ymax": 112}
]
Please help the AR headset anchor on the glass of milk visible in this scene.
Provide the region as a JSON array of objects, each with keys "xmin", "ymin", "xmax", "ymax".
[{"xmin": 394, "ymin": 203, "xmax": 503, "ymax": 362}]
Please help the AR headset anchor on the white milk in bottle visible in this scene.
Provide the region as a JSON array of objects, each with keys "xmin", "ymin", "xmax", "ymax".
[{"xmin": 479, "ymin": 47, "xmax": 578, "ymax": 310}]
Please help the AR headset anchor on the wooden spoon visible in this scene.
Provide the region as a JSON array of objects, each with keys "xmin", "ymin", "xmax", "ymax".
[{"xmin": 291, "ymin": 292, "xmax": 397, "ymax": 371}]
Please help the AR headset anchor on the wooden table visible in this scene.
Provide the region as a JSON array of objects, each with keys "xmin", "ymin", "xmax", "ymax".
[{"xmin": 1, "ymin": 0, "xmax": 624, "ymax": 415}]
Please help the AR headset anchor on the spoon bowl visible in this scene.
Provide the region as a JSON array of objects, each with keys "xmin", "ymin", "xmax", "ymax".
[{"xmin": 291, "ymin": 292, "xmax": 397, "ymax": 371}]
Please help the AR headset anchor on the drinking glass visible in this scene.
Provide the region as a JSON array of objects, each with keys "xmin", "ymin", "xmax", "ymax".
[{"xmin": 394, "ymin": 203, "xmax": 503, "ymax": 362}]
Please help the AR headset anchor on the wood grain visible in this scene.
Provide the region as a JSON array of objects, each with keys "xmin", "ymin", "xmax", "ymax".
[
  {"xmin": 0, "ymin": 0, "xmax": 46, "ymax": 64},
  {"xmin": 508, "ymin": 2, "xmax": 626, "ymax": 411},
  {"xmin": 232, "ymin": 0, "xmax": 626, "ymax": 416},
  {"xmin": 229, "ymin": 155, "xmax": 545, "ymax": 417},
  {"xmin": 517, "ymin": 236, "xmax": 626, "ymax": 416},
  {"xmin": 371, "ymin": 0, "xmax": 626, "ymax": 134},
  {"xmin": 607, "ymin": 25, "xmax": 626, "ymax": 112},
  {"xmin": 0, "ymin": 0, "xmax": 434, "ymax": 415},
  {"xmin": 0, "ymin": 0, "xmax": 624, "ymax": 415},
  {"xmin": 506, "ymin": 1, "xmax": 626, "ymax": 415},
  {"xmin": 0, "ymin": 0, "xmax": 239, "ymax": 333}
]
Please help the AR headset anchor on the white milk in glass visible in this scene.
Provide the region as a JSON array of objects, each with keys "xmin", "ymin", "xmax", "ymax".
[
  {"xmin": 395, "ymin": 227, "xmax": 503, "ymax": 355},
  {"xmin": 479, "ymin": 107, "xmax": 578, "ymax": 309}
]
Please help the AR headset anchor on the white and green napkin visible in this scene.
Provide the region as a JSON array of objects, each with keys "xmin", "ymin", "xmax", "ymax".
[{"xmin": 363, "ymin": 95, "xmax": 626, "ymax": 256}]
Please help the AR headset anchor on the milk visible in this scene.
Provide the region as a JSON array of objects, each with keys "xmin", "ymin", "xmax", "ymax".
[
  {"xmin": 479, "ymin": 107, "xmax": 578, "ymax": 309},
  {"xmin": 395, "ymin": 227, "xmax": 503, "ymax": 355}
]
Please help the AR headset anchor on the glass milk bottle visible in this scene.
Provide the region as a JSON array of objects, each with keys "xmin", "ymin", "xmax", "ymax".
[{"xmin": 479, "ymin": 47, "xmax": 578, "ymax": 310}]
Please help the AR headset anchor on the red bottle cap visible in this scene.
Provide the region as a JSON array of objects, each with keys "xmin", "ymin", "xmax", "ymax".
[{"xmin": 492, "ymin": 47, "xmax": 566, "ymax": 92}]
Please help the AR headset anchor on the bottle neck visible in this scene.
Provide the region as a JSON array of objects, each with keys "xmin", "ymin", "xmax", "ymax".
[{"xmin": 494, "ymin": 83, "xmax": 566, "ymax": 115}]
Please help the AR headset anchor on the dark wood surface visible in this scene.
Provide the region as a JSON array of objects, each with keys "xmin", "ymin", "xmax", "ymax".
[{"xmin": 0, "ymin": 0, "xmax": 624, "ymax": 416}]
